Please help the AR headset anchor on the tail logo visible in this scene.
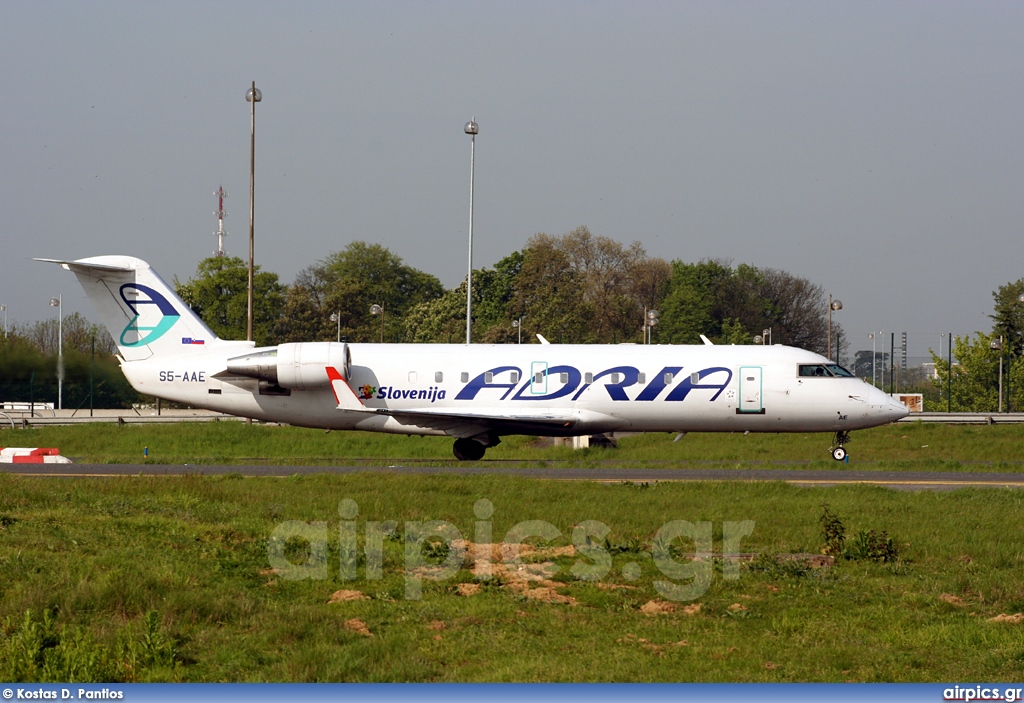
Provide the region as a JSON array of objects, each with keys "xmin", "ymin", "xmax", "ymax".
[{"xmin": 118, "ymin": 283, "xmax": 181, "ymax": 347}]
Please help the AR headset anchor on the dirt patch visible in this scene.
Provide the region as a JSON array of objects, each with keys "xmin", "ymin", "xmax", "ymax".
[
  {"xmin": 456, "ymin": 583, "xmax": 482, "ymax": 596},
  {"xmin": 344, "ymin": 618, "xmax": 373, "ymax": 637},
  {"xmin": 427, "ymin": 620, "xmax": 446, "ymax": 631},
  {"xmin": 640, "ymin": 599, "xmax": 676, "ymax": 616},
  {"xmin": 328, "ymin": 589, "xmax": 370, "ymax": 604},
  {"xmin": 469, "ymin": 553, "xmax": 579, "ymax": 605},
  {"xmin": 520, "ymin": 586, "xmax": 578, "ymax": 605},
  {"xmin": 728, "ymin": 603, "xmax": 747, "ymax": 612},
  {"xmin": 989, "ymin": 613, "xmax": 1024, "ymax": 624},
  {"xmin": 451, "ymin": 539, "xmax": 577, "ymax": 562},
  {"xmin": 940, "ymin": 593, "xmax": 966, "ymax": 606}
]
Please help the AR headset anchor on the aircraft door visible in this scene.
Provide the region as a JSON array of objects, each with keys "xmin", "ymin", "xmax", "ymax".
[{"xmin": 738, "ymin": 366, "xmax": 764, "ymax": 413}]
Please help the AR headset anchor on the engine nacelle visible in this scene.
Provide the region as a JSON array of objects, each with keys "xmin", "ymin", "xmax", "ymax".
[{"xmin": 225, "ymin": 342, "xmax": 351, "ymax": 389}]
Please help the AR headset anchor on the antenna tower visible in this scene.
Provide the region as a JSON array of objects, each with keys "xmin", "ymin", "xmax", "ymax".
[{"xmin": 213, "ymin": 186, "xmax": 228, "ymax": 256}]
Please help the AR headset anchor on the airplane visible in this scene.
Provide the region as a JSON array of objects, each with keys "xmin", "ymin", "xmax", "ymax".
[{"xmin": 41, "ymin": 255, "xmax": 908, "ymax": 461}]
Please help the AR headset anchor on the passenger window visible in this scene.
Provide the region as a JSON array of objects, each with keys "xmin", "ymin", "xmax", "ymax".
[
  {"xmin": 534, "ymin": 372, "xmax": 544, "ymax": 383},
  {"xmin": 690, "ymin": 372, "xmax": 699, "ymax": 384},
  {"xmin": 585, "ymin": 372, "xmax": 594, "ymax": 384},
  {"xmin": 637, "ymin": 373, "xmax": 645, "ymax": 384},
  {"xmin": 664, "ymin": 372, "xmax": 674, "ymax": 384},
  {"xmin": 461, "ymin": 372, "xmax": 469, "ymax": 383},
  {"xmin": 610, "ymin": 373, "xmax": 621, "ymax": 384},
  {"xmin": 485, "ymin": 372, "xmax": 493, "ymax": 383},
  {"xmin": 559, "ymin": 373, "xmax": 568, "ymax": 383},
  {"xmin": 511, "ymin": 371, "xmax": 520, "ymax": 383},
  {"xmin": 435, "ymin": 372, "xmax": 443, "ymax": 383},
  {"xmin": 409, "ymin": 371, "xmax": 417, "ymax": 383}
]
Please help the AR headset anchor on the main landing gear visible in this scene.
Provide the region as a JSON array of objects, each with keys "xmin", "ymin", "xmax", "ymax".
[
  {"xmin": 830, "ymin": 431, "xmax": 851, "ymax": 462},
  {"xmin": 452, "ymin": 438, "xmax": 486, "ymax": 461}
]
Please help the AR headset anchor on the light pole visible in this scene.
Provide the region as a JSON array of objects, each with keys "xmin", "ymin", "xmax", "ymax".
[
  {"xmin": 991, "ymin": 335, "xmax": 1004, "ymax": 412},
  {"xmin": 246, "ymin": 81, "xmax": 262, "ymax": 343},
  {"xmin": 512, "ymin": 318, "xmax": 522, "ymax": 344},
  {"xmin": 827, "ymin": 295, "xmax": 843, "ymax": 363},
  {"xmin": 49, "ymin": 295, "xmax": 62, "ymax": 410},
  {"xmin": 0, "ymin": 304, "xmax": 6, "ymax": 337},
  {"xmin": 370, "ymin": 304, "xmax": 385, "ymax": 343},
  {"xmin": 330, "ymin": 312, "xmax": 341, "ymax": 343},
  {"xmin": 643, "ymin": 308, "xmax": 659, "ymax": 344},
  {"xmin": 464, "ymin": 118, "xmax": 478, "ymax": 345},
  {"xmin": 869, "ymin": 332, "xmax": 876, "ymax": 387}
]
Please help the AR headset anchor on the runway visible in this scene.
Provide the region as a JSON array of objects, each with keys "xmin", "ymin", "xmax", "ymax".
[{"xmin": 6, "ymin": 463, "xmax": 1024, "ymax": 491}]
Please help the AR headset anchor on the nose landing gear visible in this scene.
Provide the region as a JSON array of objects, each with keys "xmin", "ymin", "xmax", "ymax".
[{"xmin": 830, "ymin": 431, "xmax": 851, "ymax": 461}]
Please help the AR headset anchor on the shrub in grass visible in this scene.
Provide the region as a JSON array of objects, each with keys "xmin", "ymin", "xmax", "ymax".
[
  {"xmin": 0, "ymin": 609, "xmax": 179, "ymax": 683},
  {"xmin": 818, "ymin": 503, "xmax": 900, "ymax": 563}
]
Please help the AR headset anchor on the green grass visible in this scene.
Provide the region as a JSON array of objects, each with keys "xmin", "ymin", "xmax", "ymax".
[
  {"xmin": 2, "ymin": 471, "xmax": 1024, "ymax": 681},
  {"xmin": 7, "ymin": 421, "xmax": 1024, "ymax": 470}
]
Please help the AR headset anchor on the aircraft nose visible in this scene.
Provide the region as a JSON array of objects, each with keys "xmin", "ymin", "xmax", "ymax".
[{"xmin": 876, "ymin": 390, "xmax": 909, "ymax": 422}]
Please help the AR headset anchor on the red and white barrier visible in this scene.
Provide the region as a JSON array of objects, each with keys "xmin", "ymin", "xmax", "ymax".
[{"xmin": 0, "ymin": 447, "xmax": 72, "ymax": 464}]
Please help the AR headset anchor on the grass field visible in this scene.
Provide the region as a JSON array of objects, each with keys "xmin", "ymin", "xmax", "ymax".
[
  {"xmin": 8, "ymin": 420, "xmax": 1024, "ymax": 469},
  {"xmin": 2, "ymin": 423, "xmax": 1024, "ymax": 682}
]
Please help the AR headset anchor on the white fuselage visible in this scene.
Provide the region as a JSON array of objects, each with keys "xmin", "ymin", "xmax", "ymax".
[{"xmin": 123, "ymin": 341, "xmax": 907, "ymax": 437}]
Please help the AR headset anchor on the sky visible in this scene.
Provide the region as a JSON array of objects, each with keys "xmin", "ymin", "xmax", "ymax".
[{"xmin": 2, "ymin": 0, "xmax": 1023, "ymax": 359}]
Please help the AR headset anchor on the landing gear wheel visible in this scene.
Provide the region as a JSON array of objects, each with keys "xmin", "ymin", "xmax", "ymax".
[
  {"xmin": 453, "ymin": 438, "xmax": 486, "ymax": 461},
  {"xmin": 830, "ymin": 431, "xmax": 851, "ymax": 462}
]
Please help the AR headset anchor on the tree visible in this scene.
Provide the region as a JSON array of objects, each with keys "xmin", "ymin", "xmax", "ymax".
[
  {"xmin": 555, "ymin": 227, "xmax": 661, "ymax": 343},
  {"xmin": 659, "ymin": 260, "xmax": 767, "ymax": 344},
  {"xmin": 930, "ymin": 332, "xmax": 1005, "ymax": 412},
  {"xmin": 20, "ymin": 313, "xmax": 115, "ymax": 356},
  {"xmin": 757, "ymin": 268, "xmax": 831, "ymax": 354},
  {"xmin": 278, "ymin": 242, "xmax": 444, "ymax": 344},
  {"xmin": 0, "ymin": 322, "xmax": 138, "ymax": 408},
  {"xmin": 510, "ymin": 235, "xmax": 596, "ymax": 343},
  {"xmin": 851, "ymin": 350, "xmax": 889, "ymax": 385},
  {"xmin": 990, "ymin": 278, "xmax": 1024, "ymax": 356},
  {"xmin": 175, "ymin": 256, "xmax": 286, "ymax": 346},
  {"xmin": 657, "ymin": 259, "xmax": 836, "ymax": 351}
]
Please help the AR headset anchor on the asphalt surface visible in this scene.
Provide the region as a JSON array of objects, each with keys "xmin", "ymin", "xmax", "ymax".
[{"xmin": 6, "ymin": 463, "xmax": 1024, "ymax": 491}]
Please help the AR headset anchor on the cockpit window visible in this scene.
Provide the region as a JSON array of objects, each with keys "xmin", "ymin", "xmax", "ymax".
[{"xmin": 799, "ymin": 363, "xmax": 856, "ymax": 378}]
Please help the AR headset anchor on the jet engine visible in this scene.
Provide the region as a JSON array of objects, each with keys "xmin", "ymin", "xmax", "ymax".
[{"xmin": 225, "ymin": 342, "xmax": 352, "ymax": 389}]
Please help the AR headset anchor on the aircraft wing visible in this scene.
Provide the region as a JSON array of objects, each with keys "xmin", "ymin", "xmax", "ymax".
[
  {"xmin": 362, "ymin": 405, "xmax": 577, "ymax": 435},
  {"xmin": 326, "ymin": 366, "xmax": 576, "ymax": 437}
]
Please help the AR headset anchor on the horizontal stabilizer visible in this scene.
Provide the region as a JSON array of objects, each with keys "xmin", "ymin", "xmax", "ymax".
[{"xmin": 34, "ymin": 258, "xmax": 138, "ymax": 274}]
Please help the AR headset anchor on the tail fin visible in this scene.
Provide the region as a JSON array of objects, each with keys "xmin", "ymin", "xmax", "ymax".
[{"xmin": 37, "ymin": 255, "xmax": 222, "ymax": 361}]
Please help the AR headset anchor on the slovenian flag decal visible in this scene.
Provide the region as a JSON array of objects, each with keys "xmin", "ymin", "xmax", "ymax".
[{"xmin": 182, "ymin": 338, "xmax": 205, "ymax": 345}]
